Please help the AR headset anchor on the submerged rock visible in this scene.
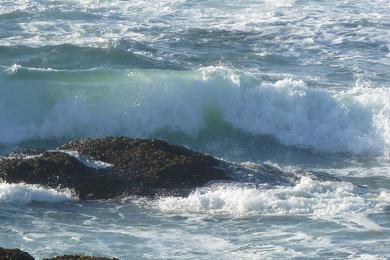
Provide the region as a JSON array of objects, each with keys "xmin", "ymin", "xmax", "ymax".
[
  {"xmin": 0, "ymin": 247, "xmax": 34, "ymax": 260},
  {"xmin": 0, "ymin": 137, "xmax": 230, "ymax": 199}
]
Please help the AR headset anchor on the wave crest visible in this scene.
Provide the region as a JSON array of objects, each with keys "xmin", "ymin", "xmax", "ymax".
[{"xmin": 0, "ymin": 66, "xmax": 389, "ymax": 155}]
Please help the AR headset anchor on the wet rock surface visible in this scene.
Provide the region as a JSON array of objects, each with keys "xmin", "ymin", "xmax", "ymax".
[
  {"xmin": 0, "ymin": 137, "xmax": 230, "ymax": 199},
  {"xmin": 0, "ymin": 137, "xmax": 339, "ymax": 200},
  {"xmin": 0, "ymin": 247, "xmax": 34, "ymax": 260},
  {"xmin": 59, "ymin": 137, "xmax": 229, "ymax": 189},
  {"xmin": 0, "ymin": 150, "xmax": 138, "ymax": 200}
]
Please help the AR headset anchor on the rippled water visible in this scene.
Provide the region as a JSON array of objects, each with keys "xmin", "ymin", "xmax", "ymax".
[{"xmin": 0, "ymin": 0, "xmax": 390, "ymax": 259}]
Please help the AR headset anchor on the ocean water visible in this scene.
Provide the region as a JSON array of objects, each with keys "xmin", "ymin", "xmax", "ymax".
[{"xmin": 0, "ymin": 0, "xmax": 390, "ymax": 259}]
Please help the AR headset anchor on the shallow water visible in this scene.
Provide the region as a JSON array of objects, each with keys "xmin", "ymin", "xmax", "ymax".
[{"xmin": 1, "ymin": 0, "xmax": 390, "ymax": 259}]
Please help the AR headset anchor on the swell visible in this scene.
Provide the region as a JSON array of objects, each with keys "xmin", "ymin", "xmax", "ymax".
[
  {"xmin": 0, "ymin": 66, "xmax": 389, "ymax": 156},
  {"xmin": 0, "ymin": 44, "xmax": 181, "ymax": 70}
]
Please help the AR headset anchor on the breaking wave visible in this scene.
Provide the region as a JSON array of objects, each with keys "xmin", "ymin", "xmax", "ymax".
[
  {"xmin": 157, "ymin": 177, "xmax": 389, "ymax": 229},
  {"xmin": 0, "ymin": 182, "xmax": 75, "ymax": 203},
  {"xmin": 0, "ymin": 66, "xmax": 389, "ymax": 155}
]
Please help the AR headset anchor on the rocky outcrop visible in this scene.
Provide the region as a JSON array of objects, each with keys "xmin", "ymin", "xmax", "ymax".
[
  {"xmin": 0, "ymin": 151, "xmax": 140, "ymax": 199},
  {"xmin": 59, "ymin": 137, "xmax": 229, "ymax": 189},
  {"xmin": 0, "ymin": 137, "xmax": 339, "ymax": 200},
  {"xmin": 0, "ymin": 137, "xmax": 231, "ymax": 199},
  {"xmin": 0, "ymin": 247, "xmax": 34, "ymax": 260}
]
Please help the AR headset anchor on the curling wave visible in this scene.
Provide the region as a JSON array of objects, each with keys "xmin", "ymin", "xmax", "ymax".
[{"xmin": 0, "ymin": 66, "xmax": 389, "ymax": 155}]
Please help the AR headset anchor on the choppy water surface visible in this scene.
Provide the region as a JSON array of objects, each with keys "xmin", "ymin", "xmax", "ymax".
[{"xmin": 0, "ymin": 0, "xmax": 390, "ymax": 259}]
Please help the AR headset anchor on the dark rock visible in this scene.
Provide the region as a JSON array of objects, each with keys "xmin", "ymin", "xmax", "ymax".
[
  {"xmin": 59, "ymin": 137, "xmax": 229, "ymax": 189},
  {"xmin": 0, "ymin": 137, "xmax": 230, "ymax": 199},
  {"xmin": 0, "ymin": 247, "xmax": 35, "ymax": 260},
  {"xmin": 0, "ymin": 137, "xmax": 339, "ymax": 200},
  {"xmin": 44, "ymin": 255, "xmax": 118, "ymax": 260},
  {"xmin": 0, "ymin": 151, "xmax": 141, "ymax": 200},
  {"xmin": 6, "ymin": 149, "xmax": 44, "ymax": 159}
]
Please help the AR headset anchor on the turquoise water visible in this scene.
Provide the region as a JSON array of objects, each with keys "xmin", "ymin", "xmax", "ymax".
[{"xmin": 1, "ymin": 0, "xmax": 390, "ymax": 259}]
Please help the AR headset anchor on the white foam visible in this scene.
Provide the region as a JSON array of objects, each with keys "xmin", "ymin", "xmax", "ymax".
[
  {"xmin": 157, "ymin": 177, "xmax": 387, "ymax": 229},
  {"xmin": 1, "ymin": 67, "xmax": 389, "ymax": 155},
  {"xmin": 8, "ymin": 64, "xmax": 21, "ymax": 73},
  {"xmin": 0, "ymin": 182, "xmax": 75, "ymax": 203},
  {"xmin": 1, "ymin": 0, "xmax": 387, "ymax": 45},
  {"xmin": 54, "ymin": 150, "xmax": 113, "ymax": 170},
  {"xmin": 264, "ymin": 0, "xmax": 296, "ymax": 8}
]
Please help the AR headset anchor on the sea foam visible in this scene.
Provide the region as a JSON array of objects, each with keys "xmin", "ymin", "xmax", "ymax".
[
  {"xmin": 157, "ymin": 177, "xmax": 387, "ymax": 229},
  {"xmin": 0, "ymin": 182, "xmax": 75, "ymax": 203}
]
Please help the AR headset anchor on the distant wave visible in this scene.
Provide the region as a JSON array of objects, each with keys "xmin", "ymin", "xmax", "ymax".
[{"xmin": 0, "ymin": 66, "xmax": 389, "ymax": 155}]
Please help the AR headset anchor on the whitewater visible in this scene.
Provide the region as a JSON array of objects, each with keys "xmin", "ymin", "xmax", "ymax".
[{"xmin": 1, "ymin": 0, "xmax": 390, "ymax": 259}]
